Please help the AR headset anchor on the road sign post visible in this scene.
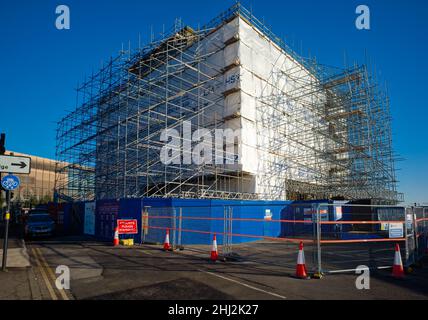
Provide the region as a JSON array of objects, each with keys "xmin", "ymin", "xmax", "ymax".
[
  {"xmin": 2, "ymin": 191, "xmax": 11, "ymax": 272},
  {"xmin": 0, "ymin": 134, "xmax": 4, "ymax": 232},
  {"xmin": 0, "ymin": 155, "xmax": 31, "ymax": 175},
  {"xmin": 1, "ymin": 174, "xmax": 20, "ymax": 272}
]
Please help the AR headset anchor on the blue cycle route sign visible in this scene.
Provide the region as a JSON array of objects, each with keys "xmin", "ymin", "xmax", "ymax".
[{"xmin": 1, "ymin": 174, "xmax": 20, "ymax": 191}]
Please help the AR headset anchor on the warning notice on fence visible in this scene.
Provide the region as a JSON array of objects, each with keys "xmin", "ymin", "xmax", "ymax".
[
  {"xmin": 117, "ymin": 219, "xmax": 138, "ymax": 234},
  {"xmin": 389, "ymin": 223, "xmax": 404, "ymax": 239}
]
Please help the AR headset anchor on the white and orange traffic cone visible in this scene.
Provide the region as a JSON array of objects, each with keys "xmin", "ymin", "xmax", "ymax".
[
  {"xmin": 113, "ymin": 227, "xmax": 119, "ymax": 247},
  {"xmin": 163, "ymin": 229, "xmax": 171, "ymax": 251},
  {"xmin": 210, "ymin": 234, "xmax": 218, "ymax": 262},
  {"xmin": 296, "ymin": 241, "xmax": 309, "ymax": 279},
  {"xmin": 392, "ymin": 243, "xmax": 405, "ymax": 279}
]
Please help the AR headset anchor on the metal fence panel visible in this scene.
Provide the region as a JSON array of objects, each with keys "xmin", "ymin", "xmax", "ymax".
[
  {"xmin": 319, "ymin": 204, "xmax": 407, "ymax": 274},
  {"xmin": 138, "ymin": 201, "xmax": 427, "ymax": 277}
]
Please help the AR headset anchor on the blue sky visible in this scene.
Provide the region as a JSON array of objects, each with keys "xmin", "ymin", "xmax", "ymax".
[{"xmin": 0, "ymin": 0, "xmax": 427, "ymax": 205}]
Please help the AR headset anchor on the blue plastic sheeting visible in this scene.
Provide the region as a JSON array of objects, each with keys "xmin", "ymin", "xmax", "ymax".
[
  {"xmin": 96, "ymin": 199, "xmax": 120, "ymax": 241},
  {"xmin": 211, "ymin": 200, "xmax": 289, "ymax": 244},
  {"xmin": 63, "ymin": 202, "xmax": 72, "ymax": 233},
  {"xmin": 118, "ymin": 198, "xmax": 142, "ymax": 244},
  {"xmin": 281, "ymin": 200, "xmax": 350, "ymax": 239},
  {"xmin": 174, "ymin": 199, "xmax": 212, "ymax": 246},
  {"xmin": 61, "ymin": 198, "xmax": 402, "ymax": 243},
  {"xmin": 63, "ymin": 201, "xmax": 86, "ymax": 235},
  {"xmin": 340, "ymin": 232, "xmax": 384, "ymax": 240},
  {"xmin": 281, "ymin": 200, "xmax": 327, "ymax": 238},
  {"xmin": 140, "ymin": 199, "xmax": 290, "ymax": 245},
  {"xmin": 62, "ymin": 198, "xmax": 290, "ymax": 245}
]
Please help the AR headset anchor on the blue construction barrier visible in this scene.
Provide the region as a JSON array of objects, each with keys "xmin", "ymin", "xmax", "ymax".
[
  {"xmin": 62, "ymin": 198, "xmax": 398, "ymax": 244},
  {"xmin": 62, "ymin": 197, "xmax": 290, "ymax": 245}
]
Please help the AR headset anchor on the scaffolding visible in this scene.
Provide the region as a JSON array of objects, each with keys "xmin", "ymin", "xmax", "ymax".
[
  {"xmin": 258, "ymin": 61, "xmax": 400, "ymax": 203},
  {"xmin": 55, "ymin": 3, "xmax": 402, "ymax": 203}
]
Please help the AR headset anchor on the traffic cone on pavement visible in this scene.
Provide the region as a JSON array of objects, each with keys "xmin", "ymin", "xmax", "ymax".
[
  {"xmin": 210, "ymin": 234, "xmax": 218, "ymax": 262},
  {"xmin": 113, "ymin": 227, "xmax": 119, "ymax": 246},
  {"xmin": 163, "ymin": 229, "xmax": 171, "ymax": 251},
  {"xmin": 392, "ymin": 243, "xmax": 405, "ymax": 279},
  {"xmin": 296, "ymin": 241, "xmax": 309, "ymax": 279}
]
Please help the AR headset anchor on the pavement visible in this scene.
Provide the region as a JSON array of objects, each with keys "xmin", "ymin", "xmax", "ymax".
[
  {"xmin": 0, "ymin": 267, "xmax": 41, "ymax": 300},
  {"xmin": 1, "ymin": 230, "xmax": 428, "ymax": 300},
  {"xmin": 0, "ymin": 223, "xmax": 30, "ymax": 268},
  {"xmin": 0, "ymin": 222, "xmax": 39, "ymax": 299}
]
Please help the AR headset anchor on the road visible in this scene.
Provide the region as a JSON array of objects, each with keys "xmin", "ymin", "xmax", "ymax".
[{"xmin": 11, "ymin": 236, "xmax": 428, "ymax": 300}]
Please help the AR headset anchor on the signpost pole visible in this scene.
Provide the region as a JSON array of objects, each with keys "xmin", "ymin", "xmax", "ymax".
[
  {"xmin": 0, "ymin": 133, "xmax": 4, "ymax": 234},
  {"xmin": 2, "ymin": 190, "xmax": 11, "ymax": 272}
]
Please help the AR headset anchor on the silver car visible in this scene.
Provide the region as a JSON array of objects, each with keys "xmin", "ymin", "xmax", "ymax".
[{"xmin": 25, "ymin": 213, "xmax": 56, "ymax": 238}]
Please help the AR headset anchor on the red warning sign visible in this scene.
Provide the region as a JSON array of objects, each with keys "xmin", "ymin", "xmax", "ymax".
[{"xmin": 117, "ymin": 219, "xmax": 138, "ymax": 234}]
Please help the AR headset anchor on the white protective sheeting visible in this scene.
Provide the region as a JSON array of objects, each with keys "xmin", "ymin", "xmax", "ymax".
[
  {"xmin": 231, "ymin": 17, "xmax": 327, "ymax": 198},
  {"xmin": 195, "ymin": 16, "xmax": 329, "ymax": 199}
]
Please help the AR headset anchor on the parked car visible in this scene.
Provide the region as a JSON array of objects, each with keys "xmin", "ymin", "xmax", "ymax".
[{"xmin": 24, "ymin": 212, "xmax": 56, "ymax": 238}]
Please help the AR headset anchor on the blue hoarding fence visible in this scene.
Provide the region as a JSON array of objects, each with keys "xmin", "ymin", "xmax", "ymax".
[{"xmin": 60, "ymin": 198, "xmax": 428, "ymax": 277}]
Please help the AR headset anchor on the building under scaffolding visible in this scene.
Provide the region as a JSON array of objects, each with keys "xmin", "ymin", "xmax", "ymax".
[{"xmin": 55, "ymin": 4, "xmax": 402, "ymax": 204}]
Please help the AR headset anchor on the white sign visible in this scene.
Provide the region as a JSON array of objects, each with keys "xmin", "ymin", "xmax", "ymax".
[
  {"xmin": 264, "ymin": 209, "xmax": 272, "ymax": 220},
  {"xmin": 335, "ymin": 206, "xmax": 343, "ymax": 220},
  {"xmin": 389, "ymin": 223, "xmax": 404, "ymax": 239},
  {"xmin": 406, "ymin": 214, "xmax": 413, "ymax": 231},
  {"xmin": 84, "ymin": 202, "xmax": 96, "ymax": 235},
  {"xmin": 0, "ymin": 155, "xmax": 31, "ymax": 174}
]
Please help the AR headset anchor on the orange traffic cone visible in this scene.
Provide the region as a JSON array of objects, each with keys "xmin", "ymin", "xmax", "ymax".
[
  {"xmin": 392, "ymin": 243, "xmax": 405, "ymax": 279},
  {"xmin": 210, "ymin": 234, "xmax": 218, "ymax": 262},
  {"xmin": 163, "ymin": 229, "xmax": 171, "ymax": 251},
  {"xmin": 113, "ymin": 227, "xmax": 119, "ymax": 246},
  {"xmin": 296, "ymin": 241, "xmax": 309, "ymax": 279}
]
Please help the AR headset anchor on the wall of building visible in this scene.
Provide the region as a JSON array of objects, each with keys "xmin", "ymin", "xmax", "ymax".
[{"xmin": 2, "ymin": 151, "xmax": 65, "ymax": 204}]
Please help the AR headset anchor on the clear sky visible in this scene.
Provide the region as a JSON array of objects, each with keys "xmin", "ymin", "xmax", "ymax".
[{"xmin": 0, "ymin": 0, "xmax": 427, "ymax": 205}]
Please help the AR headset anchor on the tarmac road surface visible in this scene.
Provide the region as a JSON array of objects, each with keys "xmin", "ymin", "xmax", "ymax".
[{"xmin": 16, "ymin": 236, "xmax": 428, "ymax": 300}]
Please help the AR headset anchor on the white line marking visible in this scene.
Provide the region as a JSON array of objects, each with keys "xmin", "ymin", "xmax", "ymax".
[
  {"xmin": 140, "ymin": 249, "xmax": 153, "ymax": 255},
  {"xmin": 326, "ymin": 266, "xmax": 392, "ymax": 274},
  {"xmin": 198, "ymin": 269, "xmax": 287, "ymax": 300}
]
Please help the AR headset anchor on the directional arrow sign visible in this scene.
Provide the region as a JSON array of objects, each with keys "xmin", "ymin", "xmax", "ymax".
[{"xmin": 0, "ymin": 155, "xmax": 31, "ymax": 174}]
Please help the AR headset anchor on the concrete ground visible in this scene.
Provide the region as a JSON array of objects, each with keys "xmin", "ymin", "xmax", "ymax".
[
  {"xmin": 0, "ymin": 223, "xmax": 31, "ymax": 268},
  {"xmin": 0, "ymin": 223, "xmax": 43, "ymax": 299},
  {"xmin": 7, "ymin": 237, "xmax": 427, "ymax": 300}
]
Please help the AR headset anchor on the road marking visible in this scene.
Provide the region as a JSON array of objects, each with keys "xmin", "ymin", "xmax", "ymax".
[
  {"xmin": 140, "ymin": 244, "xmax": 286, "ymax": 299},
  {"xmin": 326, "ymin": 266, "xmax": 392, "ymax": 274},
  {"xmin": 197, "ymin": 269, "xmax": 287, "ymax": 300},
  {"xmin": 139, "ymin": 249, "xmax": 152, "ymax": 255},
  {"xmin": 35, "ymin": 248, "xmax": 70, "ymax": 300},
  {"xmin": 32, "ymin": 248, "xmax": 58, "ymax": 300}
]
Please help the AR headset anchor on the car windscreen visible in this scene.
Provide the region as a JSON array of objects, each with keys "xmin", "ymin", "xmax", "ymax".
[
  {"xmin": 29, "ymin": 210, "xmax": 49, "ymax": 215},
  {"xmin": 28, "ymin": 215, "xmax": 52, "ymax": 223}
]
